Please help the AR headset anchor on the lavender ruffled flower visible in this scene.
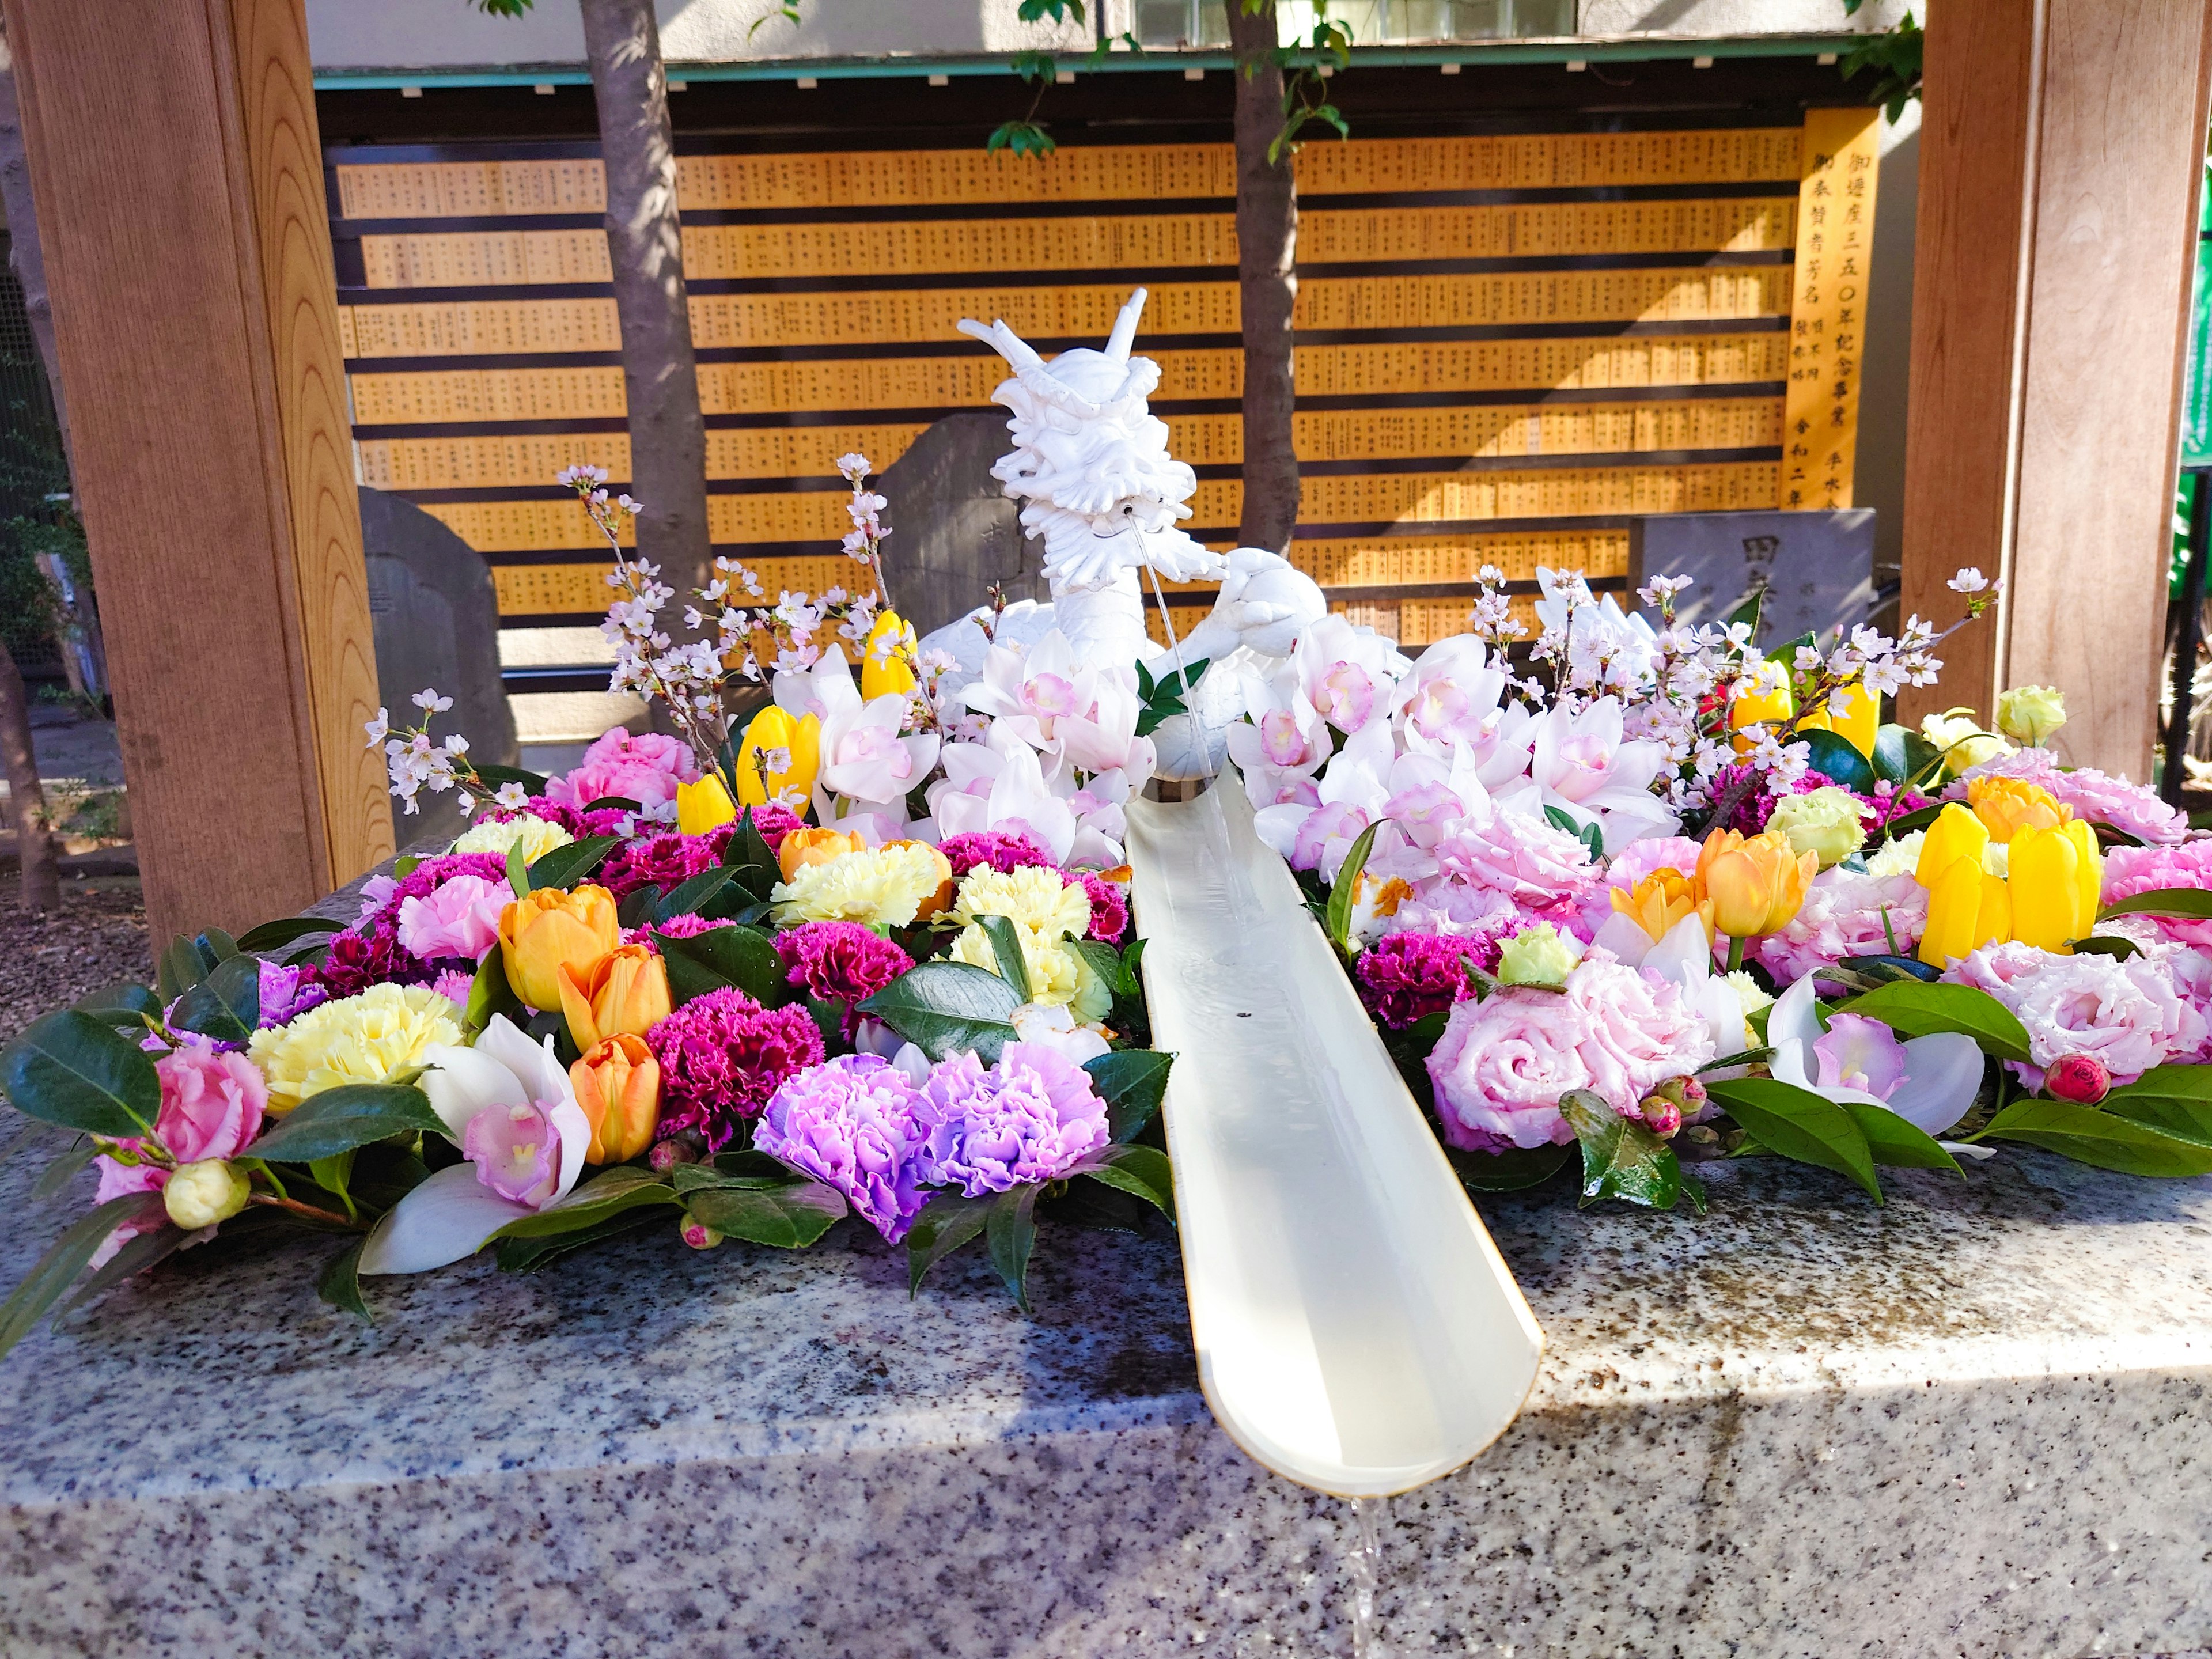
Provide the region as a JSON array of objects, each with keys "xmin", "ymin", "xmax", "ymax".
[
  {"xmin": 755, "ymin": 1053, "xmax": 929, "ymax": 1241},
  {"xmin": 914, "ymin": 1044, "xmax": 1110, "ymax": 1196}
]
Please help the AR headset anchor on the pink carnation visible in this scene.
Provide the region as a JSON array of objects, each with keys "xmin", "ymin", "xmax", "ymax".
[
  {"xmin": 1075, "ymin": 870, "xmax": 1130, "ymax": 942},
  {"xmin": 395, "ymin": 872, "xmax": 507, "ymax": 963},
  {"xmin": 939, "ymin": 831, "xmax": 1055, "ymax": 878},
  {"xmin": 1945, "ymin": 942, "xmax": 2206, "ymax": 1090},
  {"xmin": 545, "ymin": 728, "xmax": 700, "ymax": 813},
  {"xmin": 1753, "ymin": 868, "xmax": 1928, "ymax": 982},
  {"xmin": 2101, "ymin": 842, "xmax": 2212, "ymax": 949},
  {"xmin": 1954, "ymin": 748, "xmax": 2188, "ymax": 844}
]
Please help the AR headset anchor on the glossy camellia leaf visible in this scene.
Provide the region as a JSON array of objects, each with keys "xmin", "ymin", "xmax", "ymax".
[
  {"xmin": 2097, "ymin": 1064, "xmax": 2212, "ymax": 1147},
  {"xmin": 0, "ymin": 1192, "xmax": 165, "ymax": 1362},
  {"xmin": 461, "ymin": 947, "xmax": 526, "ymax": 1041},
  {"xmin": 2068, "ymin": 935, "xmax": 2144, "ymax": 963},
  {"xmin": 722, "ymin": 808, "xmax": 784, "ymax": 897},
  {"xmin": 1836, "ymin": 953, "xmax": 1940, "ymax": 984},
  {"xmin": 1838, "ymin": 1101, "xmax": 1963, "ymax": 1173},
  {"xmin": 168, "ymin": 953, "xmax": 261, "ymax": 1045},
  {"xmin": 0, "ymin": 1009, "xmax": 160, "ymax": 1137},
  {"xmin": 2099, "ymin": 887, "xmax": 2212, "ymax": 922},
  {"xmin": 976, "ymin": 914, "xmax": 1034, "ymax": 1003},
  {"xmin": 1446, "ymin": 1143, "xmax": 1573, "ymax": 1192},
  {"xmin": 244, "ymin": 1084, "xmax": 448, "ymax": 1165},
  {"xmin": 316, "ymin": 1238, "xmax": 373, "ymax": 1324},
  {"xmin": 1871, "ymin": 722, "xmax": 1946, "ymax": 789},
  {"xmin": 471, "ymin": 763, "xmax": 549, "ymax": 794},
  {"xmin": 1558, "ymin": 1089, "xmax": 1703, "ymax": 1213},
  {"xmin": 1084, "ymin": 1048, "xmax": 1174, "ymax": 1142},
  {"xmin": 578, "ymin": 796, "xmax": 642, "ymax": 815},
  {"xmin": 1831, "ymin": 980, "xmax": 2033, "ymax": 1065},
  {"xmin": 492, "ymin": 1165, "xmax": 681, "ymax": 1239},
  {"xmin": 1705, "ymin": 1077, "xmax": 1883, "ymax": 1202},
  {"xmin": 1077, "ymin": 1142, "xmax": 1176, "ymax": 1220},
  {"xmin": 1798, "ymin": 728, "xmax": 1877, "ymax": 794},
  {"xmin": 68, "ymin": 981, "xmax": 161, "ymax": 1027},
  {"xmin": 858, "ymin": 961, "xmax": 1021, "ymax": 1063},
  {"xmin": 1870, "ymin": 804, "xmax": 1941, "ymax": 843},
  {"xmin": 156, "ymin": 934, "xmax": 210, "ymax": 1003},
  {"xmin": 1975, "ymin": 1097, "xmax": 2212, "ymax": 1176},
  {"xmin": 905, "ymin": 1189, "xmax": 997, "ymax": 1294},
  {"xmin": 986, "ymin": 1181, "xmax": 1042, "ymax": 1311},
  {"xmin": 234, "ymin": 915, "xmax": 340, "ymax": 953},
  {"xmin": 654, "ymin": 923, "xmax": 785, "ymax": 1007},
  {"xmin": 684, "ymin": 1177, "xmax": 847, "ymax": 1248},
  {"xmin": 525, "ymin": 835, "xmax": 619, "ymax": 892},
  {"xmin": 656, "ymin": 865, "xmax": 738, "ymax": 923}
]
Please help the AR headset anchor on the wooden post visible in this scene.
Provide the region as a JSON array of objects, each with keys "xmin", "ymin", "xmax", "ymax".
[
  {"xmin": 1900, "ymin": 0, "xmax": 2212, "ymax": 778},
  {"xmin": 0, "ymin": 0, "xmax": 393, "ymax": 945}
]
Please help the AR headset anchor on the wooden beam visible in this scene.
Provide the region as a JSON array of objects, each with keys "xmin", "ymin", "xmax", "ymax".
[
  {"xmin": 1900, "ymin": 0, "xmax": 2212, "ymax": 779},
  {"xmin": 1, "ymin": 0, "xmax": 392, "ymax": 946}
]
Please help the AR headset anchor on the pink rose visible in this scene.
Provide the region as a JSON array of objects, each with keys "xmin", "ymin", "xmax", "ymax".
[
  {"xmin": 1426, "ymin": 988, "xmax": 1595, "ymax": 1151},
  {"xmin": 396, "ymin": 872, "xmax": 508, "ymax": 963},
  {"xmin": 1753, "ymin": 868, "xmax": 1928, "ymax": 982},
  {"xmin": 1563, "ymin": 956, "xmax": 1717, "ymax": 1118},
  {"xmin": 2101, "ymin": 842, "xmax": 2212, "ymax": 950},
  {"xmin": 1433, "ymin": 804, "xmax": 1601, "ymax": 915},
  {"xmin": 2044, "ymin": 1053, "xmax": 2112, "ymax": 1103},
  {"xmin": 88, "ymin": 1039, "xmax": 268, "ymax": 1264},
  {"xmin": 545, "ymin": 728, "xmax": 700, "ymax": 812}
]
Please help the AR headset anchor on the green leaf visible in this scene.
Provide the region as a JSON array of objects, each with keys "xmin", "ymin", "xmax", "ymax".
[
  {"xmin": 316, "ymin": 1237, "xmax": 373, "ymax": 1323},
  {"xmin": 654, "ymin": 923, "xmax": 786, "ymax": 1006},
  {"xmin": 1872, "ymin": 803, "xmax": 1941, "ymax": 842},
  {"xmin": 1076, "ymin": 1143, "xmax": 1175, "ymax": 1220},
  {"xmin": 1116, "ymin": 935, "xmax": 1147, "ymax": 995},
  {"xmin": 1838, "ymin": 1101, "xmax": 1962, "ymax": 1172},
  {"xmin": 617, "ymin": 884, "xmax": 663, "ymax": 930},
  {"xmin": 0, "ymin": 1010, "xmax": 160, "ymax": 1136},
  {"xmin": 858, "ymin": 961, "xmax": 1022, "ymax": 1063},
  {"xmin": 492, "ymin": 1164, "xmax": 681, "ymax": 1238},
  {"xmin": 234, "ymin": 915, "xmax": 342, "ymax": 953},
  {"xmin": 245, "ymin": 1084, "xmax": 447, "ymax": 1164},
  {"xmin": 2069, "ymin": 935, "xmax": 2144, "ymax": 963},
  {"xmin": 1084, "ymin": 1048, "xmax": 1173, "ymax": 1142},
  {"xmin": 309, "ymin": 1150, "xmax": 359, "ymax": 1220},
  {"xmin": 156, "ymin": 934, "xmax": 208, "ymax": 1002},
  {"xmin": 1976, "ymin": 1098, "xmax": 2212, "ymax": 1176},
  {"xmin": 1558, "ymin": 1089, "xmax": 1700, "ymax": 1211},
  {"xmin": 685, "ymin": 1177, "xmax": 847, "ymax": 1248},
  {"xmin": 52, "ymin": 1223, "xmax": 186, "ymax": 1324},
  {"xmin": 1798, "ymin": 728, "xmax": 1877, "ymax": 793},
  {"xmin": 1698, "ymin": 1046, "xmax": 1774, "ymax": 1074},
  {"xmin": 656, "ymin": 865, "xmax": 738, "ymax": 922},
  {"xmin": 578, "ymin": 795, "xmax": 642, "ymax": 815},
  {"xmin": 526, "ymin": 835, "xmax": 618, "ymax": 891},
  {"xmin": 1071, "ymin": 935, "xmax": 1120, "ymax": 991},
  {"xmin": 1324, "ymin": 819, "xmax": 1382, "ymax": 952},
  {"xmin": 1705, "ymin": 1077, "xmax": 1882, "ymax": 1201},
  {"xmin": 471, "ymin": 762, "xmax": 549, "ymax": 794},
  {"xmin": 461, "ymin": 946, "xmax": 526, "ymax": 1041},
  {"xmin": 1831, "ymin": 980, "xmax": 2032, "ymax": 1063},
  {"xmin": 976, "ymin": 914, "xmax": 1033, "ymax": 1003},
  {"xmin": 2099, "ymin": 1065, "xmax": 2212, "ymax": 1147},
  {"xmin": 1872, "ymin": 722, "xmax": 1945, "ymax": 789},
  {"xmin": 1445, "ymin": 1143, "xmax": 1573, "ymax": 1192},
  {"xmin": 0, "ymin": 1193, "xmax": 164, "ymax": 1363},
  {"xmin": 69, "ymin": 981, "xmax": 161, "ymax": 1027},
  {"xmin": 724, "ymin": 807, "xmax": 785, "ymax": 896},
  {"xmin": 2100, "ymin": 887, "xmax": 2212, "ymax": 921},
  {"xmin": 197, "ymin": 929, "xmax": 238, "ymax": 964},
  {"xmin": 167, "ymin": 952, "xmax": 260, "ymax": 1044},
  {"xmin": 985, "ymin": 1182, "xmax": 1041, "ymax": 1310},
  {"xmin": 30, "ymin": 1136, "xmax": 97, "ymax": 1201},
  {"xmin": 392, "ymin": 855, "xmax": 422, "ymax": 879},
  {"xmin": 906, "ymin": 1190, "xmax": 995, "ymax": 1294},
  {"xmin": 505, "ymin": 843, "xmax": 531, "ymax": 900},
  {"xmin": 494, "ymin": 1207, "xmax": 664, "ymax": 1272}
]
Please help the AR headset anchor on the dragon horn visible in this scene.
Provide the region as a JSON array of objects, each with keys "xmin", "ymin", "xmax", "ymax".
[
  {"xmin": 956, "ymin": 316, "xmax": 1048, "ymax": 377},
  {"xmin": 1104, "ymin": 287, "xmax": 1149, "ymax": 361}
]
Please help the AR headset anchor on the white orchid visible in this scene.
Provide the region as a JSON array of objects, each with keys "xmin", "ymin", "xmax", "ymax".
[
  {"xmin": 358, "ymin": 1016, "xmax": 592, "ymax": 1277},
  {"xmin": 812, "ymin": 660, "xmax": 939, "ymax": 809},
  {"xmin": 1764, "ymin": 972, "xmax": 1985, "ymax": 1137},
  {"xmin": 1290, "ymin": 615, "xmax": 1410, "ymax": 737},
  {"xmin": 1500, "ymin": 696, "xmax": 1679, "ymax": 854}
]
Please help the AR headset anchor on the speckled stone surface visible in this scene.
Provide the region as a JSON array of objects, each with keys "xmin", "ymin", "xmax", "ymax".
[{"xmin": 0, "ymin": 1132, "xmax": 2208, "ymax": 1657}]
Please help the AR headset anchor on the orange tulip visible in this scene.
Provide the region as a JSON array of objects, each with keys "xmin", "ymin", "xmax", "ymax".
[
  {"xmin": 1609, "ymin": 866, "xmax": 1715, "ymax": 946},
  {"xmin": 1695, "ymin": 828, "xmax": 1816, "ymax": 939},
  {"xmin": 569, "ymin": 1033, "xmax": 661, "ymax": 1165},
  {"xmin": 1967, "ymin": 775, "xmax": 2070, "ymax": 842},
  {"xmin": 777, "ymin": 825, "xmax": 863, "ymax": 882},
  {"xmin": 498, "ymin": 884, "xmax": 620, "ymax": 1012},
  {"xmin": 881, "ymin": 837, "xmax": 956, "ymax": 919},
  {"xmin": 556, "ymin": 941, "xmax": 672, "ymax": 1052}
]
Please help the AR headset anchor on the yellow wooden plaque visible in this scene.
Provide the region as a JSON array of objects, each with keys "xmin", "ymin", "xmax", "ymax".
[{"xmin": 1779, "ymin": 106, "xmax": 1882, "ymax": 510}]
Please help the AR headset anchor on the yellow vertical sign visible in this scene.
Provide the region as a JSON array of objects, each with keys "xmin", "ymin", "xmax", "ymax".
[{"xmin": 1779, "ymin": 106, "xmax": 1881, "ymax": 510}]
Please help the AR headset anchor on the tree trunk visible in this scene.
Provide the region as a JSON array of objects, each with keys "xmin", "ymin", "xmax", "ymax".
[
  {"xmin": 578, "ymin": 0, "xmax": 712, "ymax": 603},
  {"xmin": 1228, "ymin": 0, "xmax": 1300, "ymax": 554},
  {"xmin": 0, "ymin": 33, "xmax": 66, "ymax": 456},
  {"xmin": 0, "ymin": 638, "xmax": 57, "ymax": 911}
]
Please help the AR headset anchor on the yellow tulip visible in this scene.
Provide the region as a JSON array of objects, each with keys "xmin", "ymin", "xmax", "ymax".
[
  {"xmin": 569, "ymin": 1033, "xmax": 661, "ymax": 1165},
  {"xmin": 777, "ymin": 825, "xmax": 864, "ymax": 882},
  {"xmin": 2065, "ymin": 819, "xmax": 2102, "ymax": 935},
  {"xmin": 676, "ymin": 772, "xmax": 739, "ymax": 837},
  {"xmin": 1797, "ymin": 679, "xmax": 1879, "ymax": 759},
  {"xmin": 1967, "ymin": 775, "xmax": 2070, "ymax": 842},
  {"xmin": 556, "ymin": 941, "xmax": 672, "ymax": 1052},
  {"xmin": 498, "ymin": 884, "xmax": 621, "ymax": 1012},
  {"xmin": 1728, "ymin": 665, "xmax": 1795, "ymax": 754},
  {"xmin": 1913, "ymin": 803, "xmax": 1990, "ymax": 890},
  {"xmin": 1916, "ymin": 853, "xmax": 2012, "ymax": 967},
  {"xmin": 2006, "ymin": 824, "xmax": 2088, "ymax": 952},
  {"xmin": 1609, "ymin": 866, "xmax": 1714, "ymax": 946},
  {"xmin": 859, "ymin": 611, "xmax": 918, "ymax": 700},
  {"xmin": 734, "ymin": 705, "xmax": 821, "ymax": 808},
  {"xmin": 1695, "ymin": 828, "xmax": 1816, "ymax": 938}
]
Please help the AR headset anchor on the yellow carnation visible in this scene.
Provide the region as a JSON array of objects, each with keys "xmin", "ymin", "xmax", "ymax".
[
  {"xmin": 952, "ymin": 865, "xmax": 1091, "ymax": 942},
  {"xmin": 771, "ymin": 842, "xmax": 946, "ymax": 927},
  {"xmin": 247, "ymin": 983, "xmax": 463, "ymax": 1112},
  {"xmin": 451, "ymin": 812, "xmax": 574, "ymax": 865}
]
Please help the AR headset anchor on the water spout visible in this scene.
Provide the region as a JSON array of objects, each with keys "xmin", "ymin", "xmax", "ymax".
[{"xmin": 1346, "ymin": 1496, "xmax": 1391, "ymax": 1658}]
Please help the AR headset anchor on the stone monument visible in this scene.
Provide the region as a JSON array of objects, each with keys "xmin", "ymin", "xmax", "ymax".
[
  {"xmin": 873, "ymin": 412, "xmax": 1047, "ymax": 639},
  {"xmin": 1627, "ymin": 507, "xmax": 1877, "ymax": 647}
]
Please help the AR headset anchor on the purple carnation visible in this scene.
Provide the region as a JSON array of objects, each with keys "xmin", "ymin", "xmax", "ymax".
[
  {"xmin": 939, "ymin": 831, "xmax": 1055, "ymax": 879},
  {"xmin": 601, "ymin": 831, "xmax": 722, "ymax": 900},
  {"xmin": 755, "ymin": 1053, "xmax": 929, "ymax": 1242},
  {"xmin": 914, "ymin": 1044, "xmax": 1109, "ymax": 1196},
  {"xmin": 256, "ymin": 960, "xmax": 327, "ymax": 1028},
  {"xmin": 649, "ymin": 987, "xmax": 825, "ymax": 1152},
  {"xmin": 775, "ymin": 922, "xmax": 912, "ymax": 1018},
  {"xmin": 1356, "ymin": 930, "xmax": 1494, "ymax": 1029},
  {"xmin": 1075, "ymin": 870, "xmax": 1130, "ymax": 942}
]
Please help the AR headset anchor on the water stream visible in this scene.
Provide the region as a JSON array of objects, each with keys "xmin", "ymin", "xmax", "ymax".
[{"xmin": 1345, "ymin": 1497, "xmax": 1391, "ymax": 1658}]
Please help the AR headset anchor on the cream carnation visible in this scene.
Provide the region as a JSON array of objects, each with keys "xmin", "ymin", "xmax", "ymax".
[
  {"xmin": 247, "ymin": 983, "xmax": 463, "ymax": 1111},
  {"xmin": 952, "ymin": 865, "xmax": 1092, "ymax": 942},
  {"xmin": 772, "ymin": 842, "xmax": 950, "ymax": 928},
  {"xmin": 948, "ymin": 922, "xmax": 1109, "ymax": 1018},
  {"xmin": 451, "ymin": 812, "xmax": 574, "ymax": 864}
]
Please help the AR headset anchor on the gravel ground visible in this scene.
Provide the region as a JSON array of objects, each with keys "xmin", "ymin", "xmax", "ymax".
[{"xmin": 0, "ymin": 884, "xmax": 150, "ymax": 1046}]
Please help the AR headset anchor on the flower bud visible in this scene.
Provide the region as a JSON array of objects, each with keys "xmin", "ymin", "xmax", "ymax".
[
  {"xmin": 1996, "ymin": 684, "xmax": 2067, "ymax": 747},
  {"xmin": 569, "ymin": 1033, "xmax": 663, "ymax": 1165},
  {"xmin": 498, "ymin": 884, "xmax": 621, "ymax": 1012},
  {"xmin": 1636, "ymin": 1097, "xmax": 1683, "ymax": 1138},
  {"xmin": 1496, "ymin": 922, "xmax": 1580, "ymax": 988},
  {"xmin": 2045, "ymin": 1052, "xmax": 2112, "ymax": 1104},
  {"xmin": 1764, "ymin": 786, "xmax": 1868, "ymax": 870},
  {"xmin": 681, "ymin": 1218, "xmax": 724, "ymax": 1250},
  {"xmin": 163, "ymin": 1160, "xmax": 251, "ymax": 1230},
  {"xmin": 649, "ymin": 1138, "xmax": 695, "ymax": 1173}
]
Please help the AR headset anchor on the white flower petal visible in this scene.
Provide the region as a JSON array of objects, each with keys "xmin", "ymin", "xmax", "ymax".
[
  {"xmin": 1887, "ymin": 1033, "xmax": 1986, "ymax": 1136},
  {"xmin": 417, "ymin": 1043, "xmax": 525, "ymax": 1139},
  {"xmin": 548, "ymin": 1097, "xmax": 593, "ymax": 1203},
  {"xmin": 358, "ymin": 1164, "xmax": 532, "ymax": 1275},
  {"xmin": 475, "ymin": 1014, "xmax": 573, "ymax": 1108},
  {"xmin": 1768, "ymin": 972, "xmax": 1825, "ymax": 1053}
]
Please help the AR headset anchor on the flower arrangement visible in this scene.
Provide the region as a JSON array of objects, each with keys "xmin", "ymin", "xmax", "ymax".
[
  {"xmin": 0, "ymin": 461, "xmax": 1180, "ymax": 1355},
  {"xmin": 1236, "ymin": 566, "xmax": 2212, "ymax": 1210}
]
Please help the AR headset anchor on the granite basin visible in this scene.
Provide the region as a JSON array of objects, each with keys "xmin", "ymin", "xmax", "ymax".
[{"xmin": 0, "ymin": 1130, "xmax": 2207, "ymax": 1657}]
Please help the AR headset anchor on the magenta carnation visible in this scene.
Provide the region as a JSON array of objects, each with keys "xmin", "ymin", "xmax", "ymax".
[
  {"xmin": 653, "ymin": 912, "xmax": 726, "ymax": 941},
  {"xmin": 754, "ymin": 1053, "xmax": 929, "ymax": 1242},
  {"xmin": 476, "ymin": 797, "xmax": 628, "ymax": 839},
  {"xmin": 914, "ymin": 1044, "xmax": 1109, "ymax": 1195},
  {"xmin": 1075, "ymin": 870, "xmax": 1130, "ymax": 942},
  {"xmin": 939, "ymin": 831, "xmax": 1055, "ymax": 878},
  {"xmin": 1357, "ymin": 930, "xmax": 1493, "ymax": 1029},
  {"xmin": 1953, "ymin": 748, "xmax": 2188, "ymax": 844},
  {"xmin": 775, "ymin": 922, "xmax": 912, "ymax": 1014},
  {"xmin": 2101, "ymin": 841, "xmax": 2212, "ymax": 949},
  {"xmin": 601, "ymin": 831, "xmax": 722, "ymax": 900},
  {"xmin": 649, "ymin": 988, "xmax": 826, "ymax": 1151},
  {"xmin": 728, "ymin": 801, "xmax": 806, "ymax": 853},
  {"xmin": 308, "ymin": 923, "xmax": 440, "ymax": 998}
]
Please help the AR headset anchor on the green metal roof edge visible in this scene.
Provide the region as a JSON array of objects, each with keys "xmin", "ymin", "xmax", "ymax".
[{"xmin": 313, "ymin": 32, "xmax": 1864, "ymax": 90}]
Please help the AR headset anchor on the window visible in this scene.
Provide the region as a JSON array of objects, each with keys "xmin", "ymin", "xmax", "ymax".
[
  {"xmin": 1134, "ymin": 0, "xmax": 1231, "ymax": 47},
  {"xmin": 1154, "ymin": 0, "xmax": 1576, "ymax": 47}
]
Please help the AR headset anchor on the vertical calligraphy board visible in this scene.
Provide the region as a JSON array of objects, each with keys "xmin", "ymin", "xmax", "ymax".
[{"xmin": 1780, "ymin": 106, "xmax": 1881, "ymax": 511}]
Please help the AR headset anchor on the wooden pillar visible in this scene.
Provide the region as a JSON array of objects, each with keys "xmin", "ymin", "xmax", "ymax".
[
  {"xmin": 1899, "ymin": 0, "xmax": 2212, "ymax": 778},
  {"xmin": 1, "ymin": 0, "xmax": 393, "ymax": 945}
]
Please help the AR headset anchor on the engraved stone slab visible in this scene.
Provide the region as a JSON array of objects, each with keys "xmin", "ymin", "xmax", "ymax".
[
  {"xmin": 874, "ymin": 412, "xmax": 1047, "ymax": 639},
  {"xmin": 1628, "ymin": 507, "xmax": 1877, "ymax": 647}
]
